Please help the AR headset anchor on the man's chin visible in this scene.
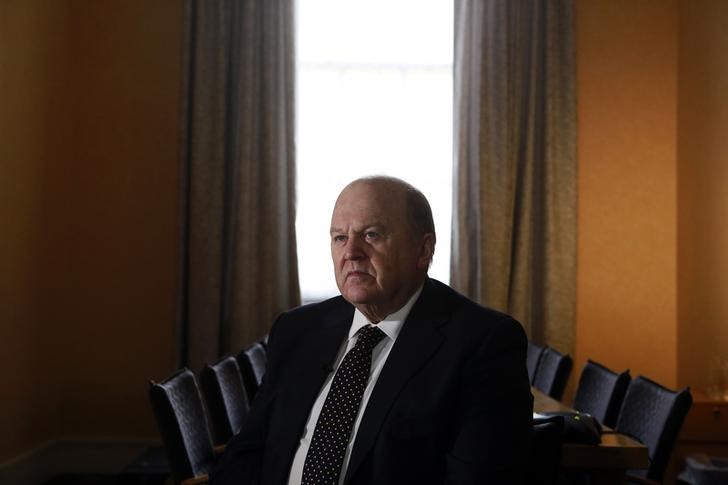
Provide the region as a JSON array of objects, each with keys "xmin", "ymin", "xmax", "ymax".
[{"xmin": 341, "ymin": 287, "xmax": 378, "ymax": 305}]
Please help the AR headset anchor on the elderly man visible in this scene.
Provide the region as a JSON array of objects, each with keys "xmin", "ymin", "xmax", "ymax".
[{"xmin": 212, "ymin": 176, "xmax": 533, "ymax": 485}]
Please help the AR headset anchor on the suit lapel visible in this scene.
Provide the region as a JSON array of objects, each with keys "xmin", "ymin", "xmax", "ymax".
[
  {"xmin": 343, "ymin": 280, "xmax": 449, "ymax": 484},
  {"xmin": 269, "ymin": 299, "xmax": 354, "ymax": 485}
]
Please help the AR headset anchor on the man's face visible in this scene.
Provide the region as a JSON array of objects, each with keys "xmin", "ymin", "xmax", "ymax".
[{"xmin": 330, "ymin": 182, "xmax": 432, "ymax": 320}]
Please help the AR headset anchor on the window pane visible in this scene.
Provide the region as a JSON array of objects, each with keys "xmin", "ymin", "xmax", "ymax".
[{"xmin": 296, "ymin": 0, "xmax": 453, "ymax": 301}]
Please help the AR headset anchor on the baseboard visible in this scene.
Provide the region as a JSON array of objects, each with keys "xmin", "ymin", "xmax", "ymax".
[{"xmin": 0, "ymin": 436, "xmax": 160, "ymax": 485}]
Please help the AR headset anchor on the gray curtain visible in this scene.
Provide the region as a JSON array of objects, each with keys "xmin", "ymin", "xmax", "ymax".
[
  {"xmin": 179, "ymin": 0, "xmax": 300, "ymax": 370},
  {"xmin": 451, "ymin": 0, "xmax": 576, "ymax": 353}
]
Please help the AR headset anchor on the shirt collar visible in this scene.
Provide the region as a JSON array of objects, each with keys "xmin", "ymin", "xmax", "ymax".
[{"xmin": 348, "ymin": 284, "xmax": 424, "ymax": 342}]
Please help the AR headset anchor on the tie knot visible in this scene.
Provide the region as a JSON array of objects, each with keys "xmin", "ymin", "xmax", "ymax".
[{"xmin": 356, "ymin": 325, "xmax": 386, "ymax": 352}]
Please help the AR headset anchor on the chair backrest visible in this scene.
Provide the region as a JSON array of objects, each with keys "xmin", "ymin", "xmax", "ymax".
[
  {"xmin": 199, "ymin": 356, "xmax": 250, "ymax": 445},
  {"xmin": 149, "ymin": 368, "xmax": 216, "ymax": 482},
  {"xmin": 615, "ymin": 375, "xmax": 693, "ymax": 482},
  {"xmin": 527, "ymin": 342, "xmax": 546, "ymax": 384},
  {"xmin": 573, "ymin": 359, "xmax": 631, "ymax": 428},
  {"xmin": 259, "ymin": 333, "xmax": 269, "ymax": 350},
  {"xmin": 236, "ymin": 342, "xmax": 267, "ymax": 400},
  {"xmin": 529, "ymin": 416, "xmax": 564, "ymax": 485},
  {"xmin": 533, "ymin": 347, "xmax": 573, "ymax": 401}
]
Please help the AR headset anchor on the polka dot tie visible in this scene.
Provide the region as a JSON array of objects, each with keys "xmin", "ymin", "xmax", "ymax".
[{"xmin": 301, "ymin": 325, "xmax": 386, "ymax": 485}]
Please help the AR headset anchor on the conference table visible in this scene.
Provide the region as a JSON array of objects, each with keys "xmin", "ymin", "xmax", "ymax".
[{"xmin": 533, "ymin": 388, "xmax": 649, "ymax": 484}]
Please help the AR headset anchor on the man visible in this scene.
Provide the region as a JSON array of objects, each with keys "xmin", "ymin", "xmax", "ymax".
[{"xmin": 212, "ymin": 176, "xmax": 533, "ymax": 484}]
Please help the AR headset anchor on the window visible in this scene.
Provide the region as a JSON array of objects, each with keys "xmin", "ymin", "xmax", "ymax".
[{"xmin": 296, "ymin": 0, "xmax": 453, "ymax": 301}]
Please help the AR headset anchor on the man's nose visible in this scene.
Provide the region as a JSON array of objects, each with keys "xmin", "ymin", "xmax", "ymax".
[{"xmin": 344, "ymin": 236, "xmax": 365, "ymax": 260}]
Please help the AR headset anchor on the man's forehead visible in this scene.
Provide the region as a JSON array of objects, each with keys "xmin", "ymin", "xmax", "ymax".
[
  {"xmin": 332, "ymin": 201, "xmax": 401, "ymax": 231},
  {"xmin": 330, "ymin": 218, "xmax": 388, "ymax": 233}
]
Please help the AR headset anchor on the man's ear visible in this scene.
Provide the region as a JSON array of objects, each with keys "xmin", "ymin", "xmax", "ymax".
[{"xmin": 416, "ymin": 233, "xmax": 436, "ymax": 270}]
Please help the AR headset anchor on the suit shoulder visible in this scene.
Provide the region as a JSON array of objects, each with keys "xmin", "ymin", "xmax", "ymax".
[
  {"xmin": 265, "ymin": 296, "xmax": 351, "ymax": 361},
  {"xmin": 278, "ymin": 295, "xmax": 350, "ymax": 321},
  {"xmin": 426, "ymin": 278, "xmax": 525, "ymax": 339},
  {"xmin": 427, "ymin": 278, "xmax": 514, "ymax": 321},
  {"xmin": 270, "ymin": 295, "xmax": 350, "ymax": 335}
]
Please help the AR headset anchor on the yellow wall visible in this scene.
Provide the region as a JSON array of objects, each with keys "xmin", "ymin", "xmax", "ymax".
[
  {"xmin": 677, "ymin": 0, "xmax": 728, "ymax": 390},
  {"xmin": 576, "ymin": 0, "xmax": 728, "ymax": 393},
  {"xmin": 576, "ymin": 0, "xmax": 679, "ymax": 387},
  {"xmin": 0, "ymin": 0, "xmax": 183, "ymax": 461}
]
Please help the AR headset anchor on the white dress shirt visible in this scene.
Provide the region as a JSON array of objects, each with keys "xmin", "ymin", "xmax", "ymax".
[{"xmin": 287, "ymin": 286, "xmax": 423, "ymax": 485}]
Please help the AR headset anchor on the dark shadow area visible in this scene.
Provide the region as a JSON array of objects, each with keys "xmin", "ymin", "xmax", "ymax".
[{"xmin": 43, "ymin": 446, "xmax": 169, "ymax": 485}]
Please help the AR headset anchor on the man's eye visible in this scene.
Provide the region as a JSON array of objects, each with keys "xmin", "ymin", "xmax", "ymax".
[
  {"xmin": 365, "ymin": 232, "xmax": 380, "ymax": 241},
  {"xmin": 333, "ymin": 235, "xmax": 347, "ymax": 243}
]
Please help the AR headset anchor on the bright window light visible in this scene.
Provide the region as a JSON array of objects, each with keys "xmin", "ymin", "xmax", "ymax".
[{"xmin": 295, "ymin": 0, "xmax": 453, "ymax": 301}]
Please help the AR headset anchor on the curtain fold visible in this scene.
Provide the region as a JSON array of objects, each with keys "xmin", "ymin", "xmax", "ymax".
[
  {"xmin": 179, "ymin": 0, "xmax": 300, "ymax": 370},
  {"xmin": 451, "ymin": 0, "xmax": 576, "ymax": 353}
]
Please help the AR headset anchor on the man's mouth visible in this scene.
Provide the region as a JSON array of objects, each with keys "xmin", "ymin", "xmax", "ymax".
[{"xmin": 346, "ymin": 270, "xmax": 371, "ymax": 280}]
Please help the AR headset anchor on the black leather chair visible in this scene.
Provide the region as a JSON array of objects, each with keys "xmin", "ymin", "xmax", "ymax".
[
  {"xmin": 236, "ymin": 342, "xmax": 267, "ymax": 401},
  {"xmin": 533, "ymin": 347, "xmax": 573, "ymax": 401},
  {"xmin": 573, "ymin": 359, "xmax": 631, "ymax": 428},
  {"xmin": 149, "ymin": 368, "xmax": 216, "ymax": 484},
  {"xmin": 199, "ymin": 356, "xmax": 250, "ymax": 445},
  {"xmin": 615, "ymin": 375, "xmax": 693, "ymax": 483},
  {"xmin": 527, "ymin": 341, "xmax": 546, "ymax": 384},
  {"xmin": 529, "ymin": 415, "xmax": 564, "ymax": 485}
]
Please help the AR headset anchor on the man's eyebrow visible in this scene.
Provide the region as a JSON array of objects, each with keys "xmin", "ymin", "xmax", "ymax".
[
  {"xmin": 362, "ymin": 223, "xmax": 386, "ymax": 232},
  {"xmin": 329, "ymin": 223, "xmax": 386, "ymax": 235}
]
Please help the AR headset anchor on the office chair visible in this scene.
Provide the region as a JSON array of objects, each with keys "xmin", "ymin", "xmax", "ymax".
[
  {"xmin": 533, "ymin": 347, "xmax": 573, "ymax": 401},
  {"xmin": 236, "ymin": 342, "xmax": 267, "ymax": 401},
  {"xmin": 199, "ymin": 356, "xmax": 250, "ymax": 445},
  {"xmin": 527, "ymin": 341, "xmax": 546, "ymax": 384},
  {"xmin": 616, "ymin": 375, "xmax": 693, "ymax": 483},
  {"xmin": 573, "ymin": 359, "xmax": 631, "ymax": 428},
  {"xmin": 149, "ymin": 368, "xmax": 216, "ymax": 484}
]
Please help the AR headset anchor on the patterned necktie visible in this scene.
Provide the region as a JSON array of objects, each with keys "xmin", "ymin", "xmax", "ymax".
[{"xmin": 301, "ymin": 325, "xmax": 386, "ymax": 485}]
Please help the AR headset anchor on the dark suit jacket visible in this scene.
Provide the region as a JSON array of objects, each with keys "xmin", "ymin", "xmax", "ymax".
[{"xmin": 212, "ymin": 278, "xmax": 533, "ymax": 485}]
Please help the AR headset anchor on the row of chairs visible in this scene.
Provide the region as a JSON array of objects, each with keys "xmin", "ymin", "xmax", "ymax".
[
  {"xmin": 529, "ymin": 341, "xmax": 693, "ymax": 484},
  {"xmin": 203, "ymin": 342, "xmax": 267, "ymax": 444},
  {"xmin": 148, "ymin": 341, "xmax": 268, "ymax": 484}
]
